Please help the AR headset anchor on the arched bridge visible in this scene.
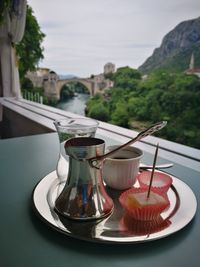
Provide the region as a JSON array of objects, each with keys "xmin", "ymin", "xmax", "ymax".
[
  {"xmin": 56, "ymin": 78, "xmax": 95, "ymax": 96},
  {"xmin": 43, "ymin": 76, "xmax": 112, "ymax": 100},
  {"xmin": 26, "ymin": 64, "xmax": 115, "ymax": 101}
]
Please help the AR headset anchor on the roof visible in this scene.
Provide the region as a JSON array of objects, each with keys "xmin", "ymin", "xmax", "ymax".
[{"xmin": 187, "ymin": 68, "xmax": 200, "ymax": 73}]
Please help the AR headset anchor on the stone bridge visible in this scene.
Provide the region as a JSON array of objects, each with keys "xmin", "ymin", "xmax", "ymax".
[
  {"xmin": 56, "ymin": 78, "xmax": 95, "ymax": 96},
  {"xmin": 44, "ymin": 75, "xmax": 113, "ymax": 100},
  {"xmin": 26, "ymin": 63, "xmax": 115, "ymax": 100}
]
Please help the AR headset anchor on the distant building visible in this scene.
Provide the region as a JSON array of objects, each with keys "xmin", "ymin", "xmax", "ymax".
[
  {"xmin": 189, "ymin": 53, "xmax": 195, "ymax": 69},
  {"xmin": 104, "ymin": 62, "xmax": 115, "ymax": 74},
  {"xmin": 185, "ymin": 53, "xmax": 200, "ymax": 78},
  {"xmin": 93, "ymin": 72, "xmax": 114, "ymax": 91},
  {"xmin": 93, "ymin": 73, "xmax": 105, "ymax": 83},
  {"xmin": 186, "ymin": 68, "xmax": 200, "ymax": 78},
  {"xmin": 91, "ymin": 63, "xmax": 115, "ymax": 92},
  {"xmin": 26, "ymin": 68, "xmax": 59, "ymax": 87}
]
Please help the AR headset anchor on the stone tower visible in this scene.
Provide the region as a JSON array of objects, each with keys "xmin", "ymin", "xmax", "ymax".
[
  {"xmin": 104, "ymin": 63, "xmax": 115, "ymax": 74},
  {"xmin": 189, "ymin": 53, "xmax": 195, "ymax": 70}
]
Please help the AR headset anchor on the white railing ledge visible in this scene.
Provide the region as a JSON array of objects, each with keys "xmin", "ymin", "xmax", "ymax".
[
  {"xmin": 11, "ymin": 98, "xmax": 200, "ymax": 158},
  {"xmin": 1, "ymin": 97, "xmax": 200, "ymax": 170}
]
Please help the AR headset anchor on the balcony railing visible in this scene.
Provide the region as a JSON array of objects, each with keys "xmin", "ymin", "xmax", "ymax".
[{"xmin": 0, "ymin": 96, "xmax": 200, "ymax": 172}]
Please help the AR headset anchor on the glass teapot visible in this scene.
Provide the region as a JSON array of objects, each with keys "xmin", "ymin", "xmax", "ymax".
[{"xmin": 54, "ymin": 118, "xmax": 99, "ymax": 183}]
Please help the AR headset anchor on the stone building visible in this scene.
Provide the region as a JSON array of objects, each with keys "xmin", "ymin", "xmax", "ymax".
[
  {"xmin": 104, "ymin": 62, "xmax": 115, "ymax": 74},
  {"xmin": 26, "ymin": 68, "xmax": 59, "ymax": 88},
  {"xmin": 185, "ymin": 53, "xmax": 200, "ymax": 78}
]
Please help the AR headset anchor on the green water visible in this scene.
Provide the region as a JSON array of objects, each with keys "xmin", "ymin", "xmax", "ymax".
[{"xmin": 56, "ymin": 93, "xmax": 90, "ymax": 115}]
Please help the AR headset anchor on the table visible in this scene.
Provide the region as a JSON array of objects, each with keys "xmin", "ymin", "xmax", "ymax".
[{"xmin": 0, "ymin": 132, "xmax": 199, "ymax": 267}]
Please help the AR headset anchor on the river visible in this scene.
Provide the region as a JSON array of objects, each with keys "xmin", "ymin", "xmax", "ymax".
[{"xmin": 56, "ymin": 93, "xmax": 90, "ymax": 115}]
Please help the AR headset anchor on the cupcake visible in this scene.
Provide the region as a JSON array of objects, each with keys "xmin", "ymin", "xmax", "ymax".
[
  {"xmin": 137, "ymin": 171, "xmax": 172, "ymax": 194},
  {"xmin": 119, "ymin": 187, "xmax": 170, "ymax": 221},
  {"xmin": 120, "ymin": 213, "xmax": 171, "ymax": 236}
]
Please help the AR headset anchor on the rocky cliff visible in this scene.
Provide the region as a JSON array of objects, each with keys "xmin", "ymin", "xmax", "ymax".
[{"xmin": 138, "ymin": 17, "xmax": 200, "ymax": 74}]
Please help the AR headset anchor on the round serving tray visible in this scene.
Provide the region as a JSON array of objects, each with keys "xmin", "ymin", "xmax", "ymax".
[{"xmin": 32, "ymin": 170, "xmax": 197, "ymax": 244}]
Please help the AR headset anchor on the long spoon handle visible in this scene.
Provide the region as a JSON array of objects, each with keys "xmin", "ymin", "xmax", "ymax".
[{"xmin": 90, "ymin": 121, "xmax": 167, "ymax": 167}]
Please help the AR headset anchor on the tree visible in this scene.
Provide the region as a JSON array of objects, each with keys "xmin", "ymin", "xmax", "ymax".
[
  {"xmin": 86, "ymin": 68, "xmax": 200, "ymax": 148},
  {"xmin": 60, "ymin": 84, "xmax": 75, "ymax": 100},
  {"xmin": 16, "ymin": 5, "xmax": 45, "ymax": 82},
  {"xmin": 0, "ymin": 1, "xmax": 10, "ymax": 24},
  {"xmin": 88, "ymin": 102, "xmax": 110, "ymax": 122},
  {"xmin": 110, "ymin": 101, "xmax": 129, "ymax": 127},
  {"xmin": 112, "ymin": 66, "xmax": 141, "ymax": 89},
  {"xmin": 21, "ymin": 77, "xmax": 33, "ymax": 91}
]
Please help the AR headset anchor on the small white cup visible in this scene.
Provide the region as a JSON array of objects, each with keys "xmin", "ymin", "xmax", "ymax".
[{"xmin": 103, "ymin": 145, "xmax": 143, "ymax": 190}]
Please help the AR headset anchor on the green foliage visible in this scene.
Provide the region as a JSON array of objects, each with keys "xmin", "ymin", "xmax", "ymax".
[
  {"xmin": 114, "ymin": 66, "xmax": 141, "ymax": 80},
  {"xmin": 128, "ymin": 97, "xmax": 148, "ymax": 120},
  {"xmin": 88, "ymin": 103, "xmax": 110, "ymax": 121},
  {"xmin": 110, "ymin": 102, "xmax": 129, "ymax": 127},
  {"xmin": 46, "ymin": 98, "xmax": 58, "ymax": 107},
  {"xmin": 73, "ymin": 82, "xmax": 89, "ymax": 93},
  {"xmin": 104, "ymin": 72, "xmax": 114, "ymax": 80},
  {"xmin": 21, "ymin": 77, "xmax": 34, "ymax": 91},
  {"xmin": 0, "ymin": 0, "xmax": 11, "ymax": 24},
  {"xmin": 86, "ymin": 66, "xmax": 200, "ymax": 148},
  {"xmin": 112, "ymin": 66, "xmax": 141, "ymax": 89},
  {"xmin": 86, "ymin": 94, "xmax": 110, "ymax": 121},
  {"xmin": 60, "ymin": 84, "xmax": 74, "ymax": 100},
  {"xmin": 16, "ymin": 5, "xmax": 45, "ymax": 82}
]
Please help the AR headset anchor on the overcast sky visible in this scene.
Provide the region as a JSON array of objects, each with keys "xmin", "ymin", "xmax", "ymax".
[{"xmin": 28, "ymin": 0, "xmax": 200, "ymax": 77}]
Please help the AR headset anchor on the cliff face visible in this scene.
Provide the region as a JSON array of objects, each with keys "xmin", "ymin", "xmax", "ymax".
[{"xmin": 138, "ymin": 17, "xmax": 200, "ymax": 74}]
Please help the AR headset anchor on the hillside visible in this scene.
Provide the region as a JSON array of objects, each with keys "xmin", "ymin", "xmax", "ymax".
[{"xmin": 138, "ymin": 17, "xmax": 200, "ymax": 74}]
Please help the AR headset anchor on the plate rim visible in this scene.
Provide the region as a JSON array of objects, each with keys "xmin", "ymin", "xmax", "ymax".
[{"xmin": 32, "ymin": 171, "xmax": 197, "ymax": 244}]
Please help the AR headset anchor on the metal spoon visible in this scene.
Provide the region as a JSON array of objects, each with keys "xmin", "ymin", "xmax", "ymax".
[
  {"xmin": 140, "ymin": 163, "xmax": 173, "ymax": 170},
  {"xmin": 90, "ymin": 121, "xmax": 167, "ymax": 167}
]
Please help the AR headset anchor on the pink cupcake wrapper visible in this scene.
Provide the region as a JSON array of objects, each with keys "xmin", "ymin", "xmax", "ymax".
[
  {"xmin": 137, "ymin": 171, "xmax": 173, "ymax": 194},
  {"xmin": 119, "ymin": 187, "xmax": 170, "ymax": 221},
  {"xmin": 120, "ymin": 213, "xmax": 171, "ymax": 235}
]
